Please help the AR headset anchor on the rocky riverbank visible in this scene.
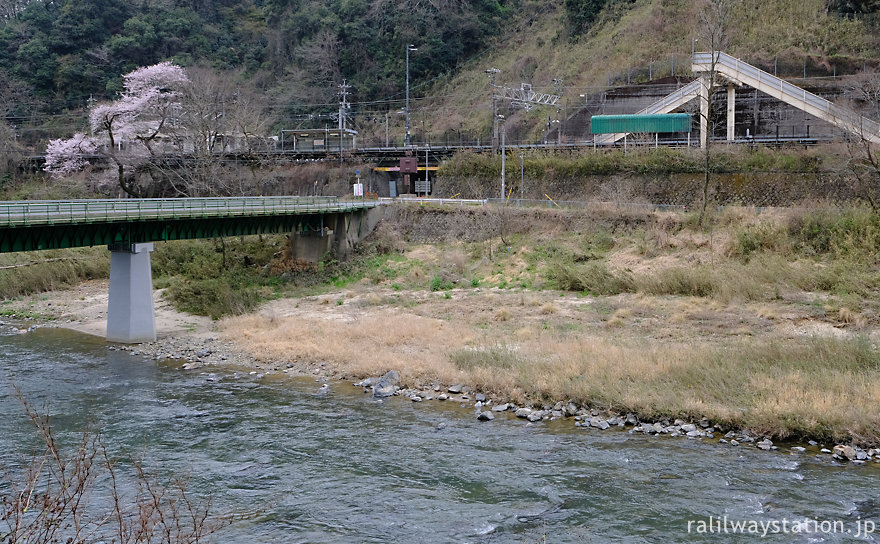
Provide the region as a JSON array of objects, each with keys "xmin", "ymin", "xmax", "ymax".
[
  {"xmin": 6, "ymin": 304, "xmax": 879, "ymax": 467},
  {"xmin": 5, "ymin": 229, "xmax": 880, "ymax": 466},
  {"xmin": 355, "ymin": 368, "xmax": 880, "ymax": 466}
]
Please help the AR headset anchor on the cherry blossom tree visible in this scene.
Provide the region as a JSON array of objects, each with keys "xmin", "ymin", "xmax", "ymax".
[
  {"xmin": 44, "ymin": 61, "xmax": 189, "ymax": 197},
  {"xmin": 43, "ymin": 132, "xmax": 98, "ymax": 176}
]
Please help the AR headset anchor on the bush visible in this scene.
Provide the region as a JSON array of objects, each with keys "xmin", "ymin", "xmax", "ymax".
[
  {"xmin": 153, "ymin": 237, "xmax": 283, "ymax": 318},
  {"xmin": 733, "ymin": 223, "xmax": 789, "ymax": 260},
  {"xmin": 548, "ymin": 261, "xmax": 634, "ymax": 295},
  {"xmin": 165, "ymin": 276, "xmax": 263, "ymax": 319},
  {"xmin": 636, "ymin": 266, "xmax": 716, "ymax": 298},
  {"xmin": 789, "ymin": 206, "xmax": 880, "ymax": 261}
]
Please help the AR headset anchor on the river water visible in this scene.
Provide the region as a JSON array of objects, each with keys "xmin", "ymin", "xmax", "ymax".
[{"xmin": 1, "ymin": 326, "xmax": 879, "ymax": 543}]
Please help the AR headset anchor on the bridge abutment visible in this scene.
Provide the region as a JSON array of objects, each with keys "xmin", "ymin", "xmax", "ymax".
[
  {"xmin": 289, "ymin": 207, "xmax": 386, "ymax": 264},
  {"xmin": 107, "ymin": 243, "xmax": 157, "ymax": 343}
]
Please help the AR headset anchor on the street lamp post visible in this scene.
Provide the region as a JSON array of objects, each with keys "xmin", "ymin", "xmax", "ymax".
[{"xmin": 405, "ymin": 44, "xmax": 418, "ymax": 147}]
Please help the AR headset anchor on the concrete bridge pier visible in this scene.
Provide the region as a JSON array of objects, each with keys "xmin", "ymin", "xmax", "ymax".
[{"xmin": 107, "ymin": 243, "xmax": 156, "ymax": 343}]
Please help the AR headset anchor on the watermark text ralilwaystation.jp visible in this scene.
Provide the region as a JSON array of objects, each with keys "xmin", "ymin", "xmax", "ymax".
[{"xmin": 687, "ymin": 516, "xmax": 876, "ymax": 538}]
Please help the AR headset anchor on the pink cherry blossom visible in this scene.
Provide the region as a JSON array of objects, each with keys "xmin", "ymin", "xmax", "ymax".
[
  {"xmin": 45, "ymin": 62, "xmax": 191, "ymax": 185},
  {"xmin": 44, "ymin": 133, "xmax": 98, "ymax": 177}
]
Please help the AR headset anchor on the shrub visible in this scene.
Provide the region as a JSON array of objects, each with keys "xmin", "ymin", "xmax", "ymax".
[
  {"xmin": 732, "ymin": 223, "xmax": 789, "ymax": 260},
  {"xmin": 548, "ymin": 261, "xmax": 634, "ymax": 295},
  {"xmin": 789, "ymin": 206, "xmax": 880, "ymax": 262},
  {"xmin": 165, "ymin": 276, "xmax": 263, "ymax": 319}
]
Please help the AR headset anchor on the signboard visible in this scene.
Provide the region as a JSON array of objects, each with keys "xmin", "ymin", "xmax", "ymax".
[
  {"xmin": 400, "ymin": 157, "xmax": 418, "ymax": 174},
  {"xmin": 353, "ymin": 183, "xmax": 363, "ymax": 196}
]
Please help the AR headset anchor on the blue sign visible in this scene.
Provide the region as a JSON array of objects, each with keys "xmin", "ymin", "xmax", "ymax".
[{"xmin": 355, "ymin": 169, "xmax": 361, "ymax": 176}]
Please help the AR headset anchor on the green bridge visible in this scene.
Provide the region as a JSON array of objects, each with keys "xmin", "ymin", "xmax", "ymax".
[
  {"xmin": 0, "ymin": 196, "xmax": 379, "ymax": 252},
  {"xmin": 0, "ymin": 196, "xmax": 384, "ymax": 343}
]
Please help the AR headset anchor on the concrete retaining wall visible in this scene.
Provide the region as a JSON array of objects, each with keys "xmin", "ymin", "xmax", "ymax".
[{"xmin": 288, "ymin": 206, "xmax": 387, "ymax": 263}]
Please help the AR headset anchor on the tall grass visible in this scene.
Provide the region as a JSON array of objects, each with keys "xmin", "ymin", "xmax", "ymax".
[
  {"xmin": 548, "ymin": 261, "xmax": 634, "ymax": 295},
  {"xmin": 0, "ymin": 248, "xmax": 110, "ymax": 299},
  {"xmin": 225, "ymin": 306, "xmax": 880, "ymax": 442},
  {"xmin": 448, "ymin": 335, "xmax": 880, "ymax": 442}
]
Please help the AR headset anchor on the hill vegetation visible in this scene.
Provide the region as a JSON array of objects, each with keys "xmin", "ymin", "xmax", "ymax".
[
  {"xmin": 2, "ymin": 0, "xmax": 880, "ymax": 144},
  {"xmin": 0, "ymin": 0, "xmax": 516, "ymax": 111}
]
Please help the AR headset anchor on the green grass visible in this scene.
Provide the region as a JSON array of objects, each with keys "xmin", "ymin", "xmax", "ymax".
[{"xmin": 438, "ymin": 147, "xmax": 822, "ymax": 182}]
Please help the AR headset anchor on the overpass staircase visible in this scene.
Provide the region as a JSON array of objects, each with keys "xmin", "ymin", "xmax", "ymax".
[{"xmin": 595, "ymin": 51, "xmax": 880, "ymax": 146}]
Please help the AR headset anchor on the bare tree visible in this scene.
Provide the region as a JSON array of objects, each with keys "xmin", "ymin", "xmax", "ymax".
[
  {"xmin": 161, "ymin": 66, "xmax": 238, "ymax": 196},
  {"xmin": 294, "ymin": 29, "xmax": 342, "ymax": 89},
  {"xmin": 846, "ymin": 70, "xmax": 880, "ymax": 120},
  {"xmin": 1, "ymin": 390, "xmax": 225, "ymax": 544},
  {"xmin": 162, "ymin": 68, "xmax": 272, "ymax": 196},
  {"xmin": 0, "ymin": 70, "xmax": 32, "ymax": 179},
  {"xmin": 226, "ymin": 87, "xmax": 272, "ymax": 195},
  {"xmin": 696, "ymin": 0, "xmax": 735, "ymax": 226},
  {"xmin": 841, "ymin": 71, "xmax": 880, "ymax": 208}
]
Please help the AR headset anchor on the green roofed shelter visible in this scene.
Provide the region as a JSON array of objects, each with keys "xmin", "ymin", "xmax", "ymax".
[{"xmin": 591, "ymin": 113, "xmax": 692, "ymax": 134}]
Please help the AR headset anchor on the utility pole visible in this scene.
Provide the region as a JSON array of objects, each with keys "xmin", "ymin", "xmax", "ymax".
[
  {"xmin": 406, "ymin": 44, "xmax": 418, "ymax": 147},
  {"xmin": 338, "ymin": 80, "xmax": 351, "ymax": 162},
  {"xmin": 499, "ymin": 115, "xmax": 505, "ymax": 199},
  {"xmin": 486, "ymin": 68, "xmax": 500, "ymax": 150}
]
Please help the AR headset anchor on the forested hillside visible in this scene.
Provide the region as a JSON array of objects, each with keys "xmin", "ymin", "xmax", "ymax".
[
  {"xmin": 2, "ymin": 0, "xmax": 880, "ymax": 156},
  {"xmin": 0, "ymin": 0, "xmax": 514, "ymax": 110}
]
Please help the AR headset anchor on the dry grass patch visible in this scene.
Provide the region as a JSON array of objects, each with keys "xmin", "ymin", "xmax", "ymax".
[
  {"xmin": 224, "ymin": 283, "xmax": 880, "ymax": 443},
  {"xmin": 221, "ymin": 310, "xmax": 473, "ymax": 385},
  {"xmin": 493, "ymin": 308, "xmax": 512, "ymax": 322},
  {"xmin": 515, "ymin": 327, "xmax": 533, "ymax": 340},
  {"xmin": 539, "ymin": 303, "xmax": 557, "ymax": 315},
  {"xmin": 446, "ymin": 248, "xmax": 468, "ymax": 276},
  {"xmin": 754, "ymin": 304, "xmax": 779, "ymax": 320},
  {"xmin": 447, "ymin": 334, "xmax": 880, "ymax": 442},
  {"xmin": 604, "ymin": 307, "xmax": 632, "ymax": 328}
]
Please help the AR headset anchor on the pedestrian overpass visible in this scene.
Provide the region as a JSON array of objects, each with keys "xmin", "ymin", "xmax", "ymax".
[
  {"xmin": 595, "ymin": 51, "xmax": 880, "ymax": 147},
  {"xmin": 0, "ymin": 196, "xmax": 383, "ymax": 343}
]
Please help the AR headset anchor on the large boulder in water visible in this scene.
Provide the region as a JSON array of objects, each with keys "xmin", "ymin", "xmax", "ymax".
[{"xmin": 372, "ymin": 370, "xmax": 400, "ymax": 398}]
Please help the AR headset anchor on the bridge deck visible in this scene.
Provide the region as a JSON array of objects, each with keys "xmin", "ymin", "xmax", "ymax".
[
  {"xmin": 0, "ymin": 196, "xmax": 378, "ymax": 228},
  {"xmin": 0, "ymin": 196, "xmax": 381, "ymax": 253}
]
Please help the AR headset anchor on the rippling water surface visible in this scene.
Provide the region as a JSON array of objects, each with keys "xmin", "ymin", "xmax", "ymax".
[{"xmin": 1, "ymin": 327, "xmax": 879, "ymax": 543}]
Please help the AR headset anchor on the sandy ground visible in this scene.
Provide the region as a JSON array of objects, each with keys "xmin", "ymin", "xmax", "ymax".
[
  {"xmin": 2, "ymin": 279, "xmax": 215, "ymax": 340},
  {"xmin": 5, "ymin": 277, "xmax": 876, "ymax": 349}
]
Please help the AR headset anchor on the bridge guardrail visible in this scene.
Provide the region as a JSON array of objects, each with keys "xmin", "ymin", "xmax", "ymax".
[{"xmin": 0, "ymin": 196, "xmax": 380, "ymax": 228}]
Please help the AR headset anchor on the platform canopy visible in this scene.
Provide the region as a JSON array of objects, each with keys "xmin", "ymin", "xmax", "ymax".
[{"xmin": 591, "ymin": 113, "xmax": 692, "ymax": 135}]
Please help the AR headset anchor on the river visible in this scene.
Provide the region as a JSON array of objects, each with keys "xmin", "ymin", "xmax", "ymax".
[{"xmin": 1, "ymin": 326, "xmax": 878, "ymax": 543}]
